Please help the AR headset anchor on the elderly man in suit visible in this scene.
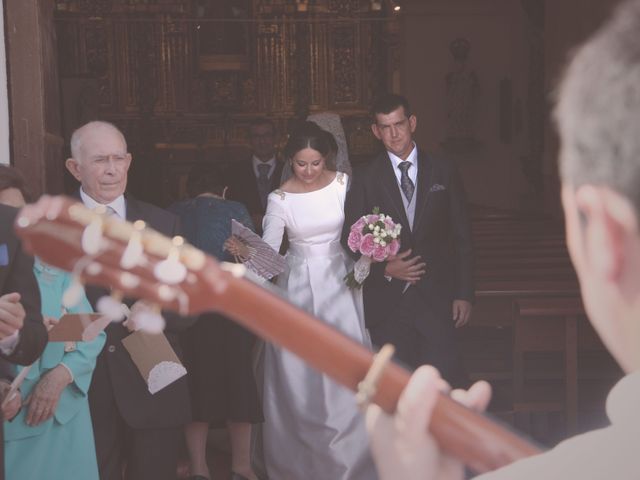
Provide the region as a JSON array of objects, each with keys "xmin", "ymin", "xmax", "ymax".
[
  {"xmin": 0, "ymin": 202, "xmax": 47, "ymax": 480},
  {"xmin": 65, "ymin": 121, "xmax": 192, "ymax": 480},
  {"xmin": 227, "ymin": 118, "xmax": 284, "ymax": 232},
  {"xmin": 342, "ymin": 94, "xmax": 474, "ymax": 385}
]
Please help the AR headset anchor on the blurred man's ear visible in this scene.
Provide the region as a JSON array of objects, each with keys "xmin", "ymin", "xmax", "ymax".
[
  {"xmin": 575, "ymin": 186, "xmax": 630, "ymax": 282},
  {"xmin": 65, "ymin": 158, "xmax": 82, "ymax": 182}
]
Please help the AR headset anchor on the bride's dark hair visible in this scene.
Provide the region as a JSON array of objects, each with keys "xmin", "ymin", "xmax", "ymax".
[{"xmin": 283, "ymin": 121, "xmax": 337, "ymax": 170}]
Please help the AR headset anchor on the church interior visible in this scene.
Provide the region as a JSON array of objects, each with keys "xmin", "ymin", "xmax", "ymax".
[{"xmin": 2, "ymin": 0, "xmax": 628, "ymax": 474}]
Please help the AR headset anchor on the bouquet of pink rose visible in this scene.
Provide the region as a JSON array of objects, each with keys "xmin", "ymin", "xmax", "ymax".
[{"xmin": 344, "ymin": 207, "xmax": 402, "ymax": 289}]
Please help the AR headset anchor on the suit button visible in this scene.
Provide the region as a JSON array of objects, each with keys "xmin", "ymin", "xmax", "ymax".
[{"xmin": 107, "ymin": 345, "xmax": 116, "ymax": 353}]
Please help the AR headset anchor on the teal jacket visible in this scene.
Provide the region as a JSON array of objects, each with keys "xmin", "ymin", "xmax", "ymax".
[{"xmin": 4, "ymin": 260, "xmax": 105, "ymax": 440}]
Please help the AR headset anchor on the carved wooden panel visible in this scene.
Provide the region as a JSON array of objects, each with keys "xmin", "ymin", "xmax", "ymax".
[
  {"xmin": 7, "ymin": 0, "xmax": 64, "ymax": 196},
  {"xmin": 54, "ymin": 0, "xmax": 396, "ymax": 202},
  {"xmin": 329, "ymin": 25, "xmax": 359, "ymax": 106}
]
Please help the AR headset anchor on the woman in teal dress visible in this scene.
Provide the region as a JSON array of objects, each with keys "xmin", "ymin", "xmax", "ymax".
[{"xmin": 3, "ymin": 258, "xmax": 106, "ymax": 479}]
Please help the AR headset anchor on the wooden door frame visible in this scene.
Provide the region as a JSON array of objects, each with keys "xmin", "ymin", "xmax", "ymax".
[{"xmin": 4, "ymin": 0, "xmax": 63, "ymax": 197}]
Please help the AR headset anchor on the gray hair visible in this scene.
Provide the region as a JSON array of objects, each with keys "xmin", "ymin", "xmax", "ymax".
[
  {"xmin": 70, "ymin": 121, "xmax": 128, "ymax": 161},
  {"xmin": 554, "ymin": 0, "xmax": 640, "ymax": 217}
]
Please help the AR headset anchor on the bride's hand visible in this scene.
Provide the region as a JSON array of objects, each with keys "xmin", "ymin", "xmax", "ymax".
[{"xmin": 224, "ymin": 236, "xmax": 250, "ymax": 259}]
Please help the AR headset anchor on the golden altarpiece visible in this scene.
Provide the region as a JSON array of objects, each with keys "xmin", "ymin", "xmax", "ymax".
[{"xmin": 54, "ymin": 0, "xmax": 400, "ymax": 205}]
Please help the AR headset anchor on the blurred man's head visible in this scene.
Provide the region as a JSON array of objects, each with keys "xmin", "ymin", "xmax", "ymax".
[
  {"xmin": 65, "ymin": 121, "xmax": 132, "ymax": 204},
  {"xmin": 249, "ymin": 118, "xmax": 277, "ymax": 162},
  {"xmin": 0, "ymin": 165, "xmax": 30, "ymax": 207},
  {"xmin": 555, "ymin": 0, "xmax": 640, "ymax": 372}
]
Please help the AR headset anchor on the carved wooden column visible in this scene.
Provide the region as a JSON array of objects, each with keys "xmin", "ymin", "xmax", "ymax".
[
  {"xmin": 293, "ymin": 11, "xmax": 311, "ymax": 119},
  {"xmin": 5, "ymin": 0, "xmax": 64, "ymax": 196},
  {"xmin": 521, "ymin": 0, "xmax": 545, "ymax": 195}
]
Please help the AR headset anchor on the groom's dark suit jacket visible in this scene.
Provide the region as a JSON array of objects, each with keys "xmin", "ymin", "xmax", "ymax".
[{"xmin": 342, "ymin": 150, "xmax": 474, "ymax": 339}]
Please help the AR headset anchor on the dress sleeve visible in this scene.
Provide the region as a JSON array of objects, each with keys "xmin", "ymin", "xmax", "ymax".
[
  {"xmin": 262, "ymin": 192, "xmax": 287, "ymax": 252},
  {"xmin": 59, "ymin": 274, "xmax": 105, "ymax": 396},
  {"xmin": 337, "ymin": 172, "xmax": 349, "ymax": 203}
]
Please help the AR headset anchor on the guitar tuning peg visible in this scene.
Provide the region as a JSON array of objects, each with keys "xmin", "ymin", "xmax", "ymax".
[
  {"xmin": 130, "ymin": 304, "xmax": 165, "ymax": 334},
  {"xmin": 62, "ymin": 276, "xmax": 85, "ymax": 309},
  {"xmin": 120, "ymin": 220, "xmax": 146, "ymax": 270},
  {"xmin": 153, "ymin": 236, "xmax": 187, "ymax": 285},
  {"xmin": 81, "ymin": 214, "xmax": 105, "ymax": 255},
  {"xmin": 120, "ymin": 271, "xmax": 141, "ymax": 290},
  {"xmin": 96, "ymin": 291, "xmax": 129, "ymax": 323}
]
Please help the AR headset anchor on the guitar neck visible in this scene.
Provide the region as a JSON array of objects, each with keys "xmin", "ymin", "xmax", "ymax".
[
  {"xmin": 12, "ymin": 196, "xmax": 541, "ymax": 474},
  {"xmin": 214, "ymin": 274, "xmax": 541, "ymax": 473}
]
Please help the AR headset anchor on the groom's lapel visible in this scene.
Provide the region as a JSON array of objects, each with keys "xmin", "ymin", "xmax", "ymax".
[
  {"xmin": 376, "ymin": 153, "xmax": 411, "ymax": 233},
  {"xmin": 413, "ymin": 150, "xmax": 434, "ymax": 234}
]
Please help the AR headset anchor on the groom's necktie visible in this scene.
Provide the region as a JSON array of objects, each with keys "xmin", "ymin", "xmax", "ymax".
[
  {"xmin": 257, "ymin": 163, "xmax": 271, "ymax": 208},
  {"xmin": 397, "ymin": 161, "xmax": 415, "ymax": 203}
]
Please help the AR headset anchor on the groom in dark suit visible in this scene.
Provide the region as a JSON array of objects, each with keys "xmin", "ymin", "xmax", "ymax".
[
  {"xmin": 65, "ymin": 120, "xmax": 193, "ymax": 480},
  {"xmin": 342, "ymin": 94, "xmax": 474, "ymax": 384}
]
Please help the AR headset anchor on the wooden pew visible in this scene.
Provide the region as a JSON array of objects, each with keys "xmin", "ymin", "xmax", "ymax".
[{"xmin": 458, "ymin": 209, "xmax": 622, "ymax": 443}]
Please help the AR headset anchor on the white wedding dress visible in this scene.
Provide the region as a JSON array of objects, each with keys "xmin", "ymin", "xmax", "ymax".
[{"xmin": 261, "ymin": 172, "xmax": 377, "ymax": 480}]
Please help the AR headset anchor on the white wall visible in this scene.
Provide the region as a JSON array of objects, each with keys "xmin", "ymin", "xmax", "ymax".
[{"xmin": 0, "ymin": 0, "xmax": 10, "ymax": 165}]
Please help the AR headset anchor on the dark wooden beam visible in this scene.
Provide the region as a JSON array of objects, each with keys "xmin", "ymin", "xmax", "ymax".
[{"xmin": 5, "ymin": 0, "xmax": 64, "ymax": 196}]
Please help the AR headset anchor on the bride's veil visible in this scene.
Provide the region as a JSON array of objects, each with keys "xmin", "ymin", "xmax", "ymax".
[{"xmin": 280, "ymin": 112, "xmax": 352, "ymax": 185}]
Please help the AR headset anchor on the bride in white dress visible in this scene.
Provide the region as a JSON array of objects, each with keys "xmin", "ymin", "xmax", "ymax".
[{"xmin": 231, "ymin": 121, "xmax": 376, "ymax": 480}]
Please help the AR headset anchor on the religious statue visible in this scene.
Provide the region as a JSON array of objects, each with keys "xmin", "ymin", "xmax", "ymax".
[{"xmin": 441, "ymin": 37, "xmax": 481, "ymax": 154}]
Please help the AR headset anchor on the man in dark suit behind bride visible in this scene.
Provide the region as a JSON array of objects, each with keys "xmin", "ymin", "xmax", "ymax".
[
  {"xmin": 342, "ymin": 93, "xmax": 474, "ymax": 384},
  {"xmin": 227, "ymin": 118, "xmax": 284, "ymax": 233}
]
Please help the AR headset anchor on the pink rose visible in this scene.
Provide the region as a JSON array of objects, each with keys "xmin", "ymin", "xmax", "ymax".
[
  {"xmin": 389, "ymin": 239, "xmax": 400, "ymax": 256},
  {"xmin": 366, "ymin": 214, "xmax": 379, "ymax": 225},
  {"xmin": 353, "ymin": 217, "xmax": 366, "ymax": 232},
  {"xmin": 372, "ymin": 243, "xmax": 389, "ymax": 262},
  {"xmin": 383, "ymin": 217, "xmax": 396, "ymax": 230},
  {"xmin": 359, "ymin": 234, "xmax": 376, "ymax": 257},
  {"xmin": 347, "ymin": 230, "xmax": 362, "ymax": 253}
]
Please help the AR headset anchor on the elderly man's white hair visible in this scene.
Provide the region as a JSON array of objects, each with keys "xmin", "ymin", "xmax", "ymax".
[{"xmin": 70, "ymin": 121, "xmax": 128, "ymax": 161}]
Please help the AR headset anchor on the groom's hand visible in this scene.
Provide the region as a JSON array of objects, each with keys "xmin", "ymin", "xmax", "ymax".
[
  {"xmin": 452, "ymin": 299, "xmax": 472, "ymax": 328},
  {"xmin": 384, "ymin": 249, "xmax": 426, "ymax": 283}
]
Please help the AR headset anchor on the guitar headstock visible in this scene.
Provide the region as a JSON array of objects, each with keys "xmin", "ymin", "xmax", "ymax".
[{"xmin": 14, "ymin": 195, "xmax": 244, "ymax": 317}]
